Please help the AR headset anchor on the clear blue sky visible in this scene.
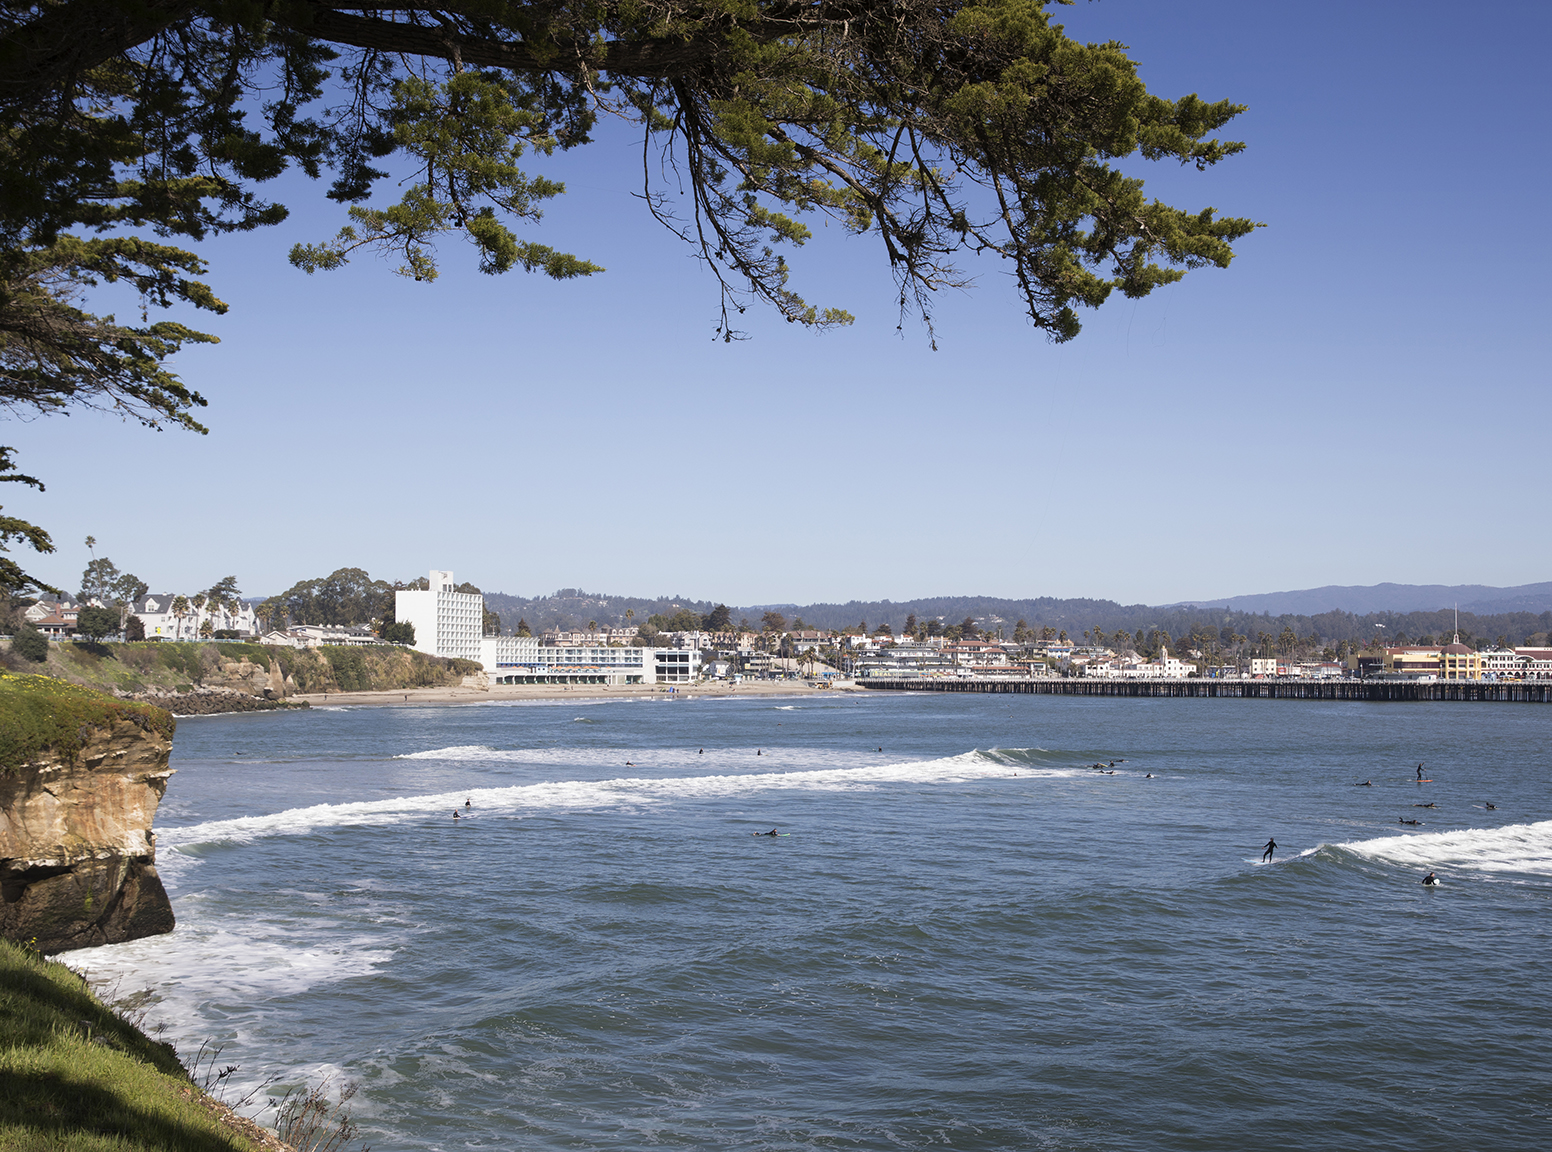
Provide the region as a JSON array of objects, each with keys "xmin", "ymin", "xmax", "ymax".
[{"xmin": 10, "ymin": 0, "xmax": 1550, "ymax": 606}]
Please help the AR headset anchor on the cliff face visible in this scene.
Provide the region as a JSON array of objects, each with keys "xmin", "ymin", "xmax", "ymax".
[{"xmin": 0, "ymin": 675, "xmax": 176, "ymax": 953}]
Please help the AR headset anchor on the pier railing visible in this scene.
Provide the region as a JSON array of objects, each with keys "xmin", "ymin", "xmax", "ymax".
[{"xmin": 856, "ymin": 677, "xmax": 1552, "ymax": 703}]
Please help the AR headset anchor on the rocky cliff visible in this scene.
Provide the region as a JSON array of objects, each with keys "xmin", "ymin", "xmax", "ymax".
[{"xmin": 0, "ymin": 674, "xmax": 176, "ymax": 953}]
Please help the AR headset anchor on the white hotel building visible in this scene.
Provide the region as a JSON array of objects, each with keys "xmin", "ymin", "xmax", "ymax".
[
  {"xmin": 394, "ymin": 570, "xmax": 484, "ymax": 663},
  {"xmin": 398, "ymin": 569, "xmax": 698, "ymax": 685}
]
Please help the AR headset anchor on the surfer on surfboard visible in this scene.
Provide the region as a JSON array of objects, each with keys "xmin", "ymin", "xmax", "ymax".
[
  {"xmin": 1422, "ymin": 871, "xmax": 1439, "ymax": 886},
  {"xmin": 1417, "ymin": 764, "xmax": 1425, "ymax": 781},
  {"xmin": 1262, "ymin": 837, "xmax": 1277, "ymax": 862},
  {"xmin": 752, "ymin": 828, "xmax": 779, "ymax": 837}
]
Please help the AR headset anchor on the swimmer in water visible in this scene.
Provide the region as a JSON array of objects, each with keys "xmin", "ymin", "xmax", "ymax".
[
  {"xmin": 1422, "ymin": 871, "xmax": 1439, "ymax": 886},
  {"xmin": 1262, "ymin": 837, "xmax": 1277, "ymax": 862}
]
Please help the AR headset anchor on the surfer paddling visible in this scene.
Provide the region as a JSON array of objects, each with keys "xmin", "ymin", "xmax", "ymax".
[
  {"xmin": 752, "ymin": 828, "xmax": 780, "ymax": 837},
  {"xmin": 1262, "ymin": 837, "xmax": 1277, "ymax": 863},
  {"xmin": 1422, "ymin": 871, "xmax": 1440, "ymax": 886}
]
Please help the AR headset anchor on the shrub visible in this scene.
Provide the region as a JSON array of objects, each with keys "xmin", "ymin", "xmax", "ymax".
[
  {"xmin": 124, "ymin": 614, "xmax": 146, "ymax": 641},
  {"xmin": 11, "ymin": 625, "xmax": 48, "ymax": 662}
]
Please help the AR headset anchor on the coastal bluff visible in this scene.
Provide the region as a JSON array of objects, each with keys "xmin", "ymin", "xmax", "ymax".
[{"xmin": 0, "ymin": 674, "xmax": 176, "ymax": 953}]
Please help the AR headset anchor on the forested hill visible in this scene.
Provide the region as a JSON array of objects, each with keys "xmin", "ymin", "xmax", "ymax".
[{"xmin": 481, "ymin": 589, "xmax": 1552, "ymax": 648}]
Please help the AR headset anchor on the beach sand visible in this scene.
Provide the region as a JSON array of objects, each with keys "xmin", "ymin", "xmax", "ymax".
[{"xmin": 291, "ymin": 679, "xmax": 865, "ymax": 708}]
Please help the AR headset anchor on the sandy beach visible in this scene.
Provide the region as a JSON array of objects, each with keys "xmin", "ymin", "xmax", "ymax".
[{"xmin": 291, "ymin": 679, "xmax": 867, "ymax": 708}]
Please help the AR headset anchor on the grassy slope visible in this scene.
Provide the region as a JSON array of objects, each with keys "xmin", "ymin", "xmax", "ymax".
[
  {"xmin": 0, "ymin": 673, "xmax": 174, "ymax": 773},
  {"xmin": 1, "ymin": 640, "xmax": 482, "ymax": 696},
  {"xmin": 0, "ymin": 938, "xmax": 275, "ymax": 1152}
]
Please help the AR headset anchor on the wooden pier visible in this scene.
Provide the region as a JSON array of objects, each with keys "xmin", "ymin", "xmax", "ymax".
[{"xmin": 856, "ymin": 677, "xmax": 1552, "ymax": 703}]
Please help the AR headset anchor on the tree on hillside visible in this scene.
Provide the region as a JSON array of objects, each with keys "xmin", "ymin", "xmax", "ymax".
[
  {"xmin": 761, "ymin": 611, "xmax": 787, "ymax": 634},
  {"xmin": 265, "ymin": 568, "xmax": 393, "ymax": 627},
  {"xmin": 960, "ymin": 616, "xmax": 979, "ymax": 638},
  {"xmin": 75, "ymin": 604, "xmax": 119, "ymax": 641},
  {"xmin": 703, "ymin": 604, "xmax": 732, "ymax": 632},
  {"xmin": 516, "ymin": 617, "xmax": 532, "ymax": 637}
]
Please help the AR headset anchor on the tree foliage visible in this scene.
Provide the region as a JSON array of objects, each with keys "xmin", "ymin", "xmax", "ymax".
[
  {"xmin": 75, "ymin": 602, "xmax": 120, "ymax": 639},
  {"xmin": 10, "ymin": 621, "xmax": 48, "ymax": 660}
]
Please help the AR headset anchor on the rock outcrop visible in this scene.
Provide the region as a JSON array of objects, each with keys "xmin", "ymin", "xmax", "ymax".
[{"xmin": 1, "ymin": 675, "xmax": 176, "ymax": 953}]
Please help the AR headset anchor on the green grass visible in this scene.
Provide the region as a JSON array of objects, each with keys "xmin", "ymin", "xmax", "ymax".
[
  {"xmin": 0, "ymin": 674, "xmax": 174, "ymax": 774},
  {"xmin": 0, "ymin": 938, "xmax": 268, "ymax": 1151}
]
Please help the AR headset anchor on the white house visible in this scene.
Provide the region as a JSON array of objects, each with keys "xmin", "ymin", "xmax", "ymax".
[
  {"xmin": 131, "ymin": 593, "xmax": 258, "ymax": 640},
  {"xmin": 395, "ymin": 570, "xmax": 483, "ymax": 662}
]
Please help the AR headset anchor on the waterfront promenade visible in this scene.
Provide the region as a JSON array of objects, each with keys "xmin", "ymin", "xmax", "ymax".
[{"xmin": 858, "ymin": 677, "xmax": 1552, "ymax": 702}]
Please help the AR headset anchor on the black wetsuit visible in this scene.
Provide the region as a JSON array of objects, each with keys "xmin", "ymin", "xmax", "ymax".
[{"xmin": 1262, "ymin": 838, "xmax": 1277, "ymax": 862}]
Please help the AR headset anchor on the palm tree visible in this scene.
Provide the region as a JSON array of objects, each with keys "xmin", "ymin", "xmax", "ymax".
[{"xmin": 171, "ymin": 594, "xmax": 189, "ymax": 640}]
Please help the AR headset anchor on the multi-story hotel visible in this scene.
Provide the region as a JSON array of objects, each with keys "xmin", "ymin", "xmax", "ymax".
[
  {"xmin": 395, "ymin": 570, "xmax": 484, "ymax": 663},
  {"xmin": 401, "ymin": 568, "xmax": 698, "ymax": 684}
]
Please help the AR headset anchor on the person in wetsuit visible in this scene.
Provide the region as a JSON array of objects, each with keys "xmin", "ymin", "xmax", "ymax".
[
  {"xmin": 1422, "ymin": 871, "xmax": 1439, "ymax": 886},
  {"xmin": 1417, "ymin": 764, "xmax": 1425, "ymax": 780},
  {"xmin": 1262, "ymin": 837, "xmax": 1277, "ymax": 862}
]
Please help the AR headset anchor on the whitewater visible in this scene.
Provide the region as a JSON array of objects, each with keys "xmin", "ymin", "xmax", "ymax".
[{"xmin": 71, "ymin": 691, "xmax": 1552, "ymax": 1152}]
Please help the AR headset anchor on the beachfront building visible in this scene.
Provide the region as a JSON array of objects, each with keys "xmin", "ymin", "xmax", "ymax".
[
  {"xmin": 478, "ymin": 634, "xmax": 700, "ymax": 685},
  {"xmin": 1440, "ymin": 639, "xmax": 1483, "ymax": 680},
  {"xmin": 396, "ymin": 570, "xmax": 483, "ymax": 662}
]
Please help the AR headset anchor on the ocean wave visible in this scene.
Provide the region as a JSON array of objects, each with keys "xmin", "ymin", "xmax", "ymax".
[
  {"xmin": 161, "ymin": 749, "xmax": 1080, "ymax": 851},
  {"xmin": 1326, "ymin": 820, "xmax": 1552, "ymax": 877}
]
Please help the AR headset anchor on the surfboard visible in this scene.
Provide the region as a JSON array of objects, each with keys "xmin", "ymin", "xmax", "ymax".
[{"xmin": 1413, "ymin": 779, "xmax": 1434, "ymax": 783}]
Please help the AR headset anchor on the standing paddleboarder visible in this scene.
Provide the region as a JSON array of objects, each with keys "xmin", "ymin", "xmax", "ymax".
[
  {"xmin": 1262, "ymin": 837, "xmax": 1277, "ymax": 863},
  {"xmin": 1417, "ymin": 764, "xmax": 1425, "ymax": 781}
]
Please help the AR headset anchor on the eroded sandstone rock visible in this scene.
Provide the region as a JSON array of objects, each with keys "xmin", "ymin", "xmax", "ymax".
[{"xmin": 1, "ymin": 678, "xmax": 176, "ymax": 952}]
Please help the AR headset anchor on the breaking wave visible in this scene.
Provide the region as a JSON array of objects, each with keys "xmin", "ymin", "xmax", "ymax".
[
  {"xmin": 1325, "ymin": 820, "xmax": 1552, "ymax": 878},
  {"xmin": 161, "ymin": 749, "xmax": 1083, "ymax": 852}
]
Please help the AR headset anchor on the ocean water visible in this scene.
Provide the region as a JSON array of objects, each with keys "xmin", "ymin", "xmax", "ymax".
[{"xmin": 71, "ymin": 692, "xmax": 1552, "ymax": 1151}]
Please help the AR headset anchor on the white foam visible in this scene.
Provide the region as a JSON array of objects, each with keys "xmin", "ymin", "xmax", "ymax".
[
  {"xmin": 1334, "ymin": 820, "xmax": 1552, "ymax": 877},
  {"xmin": 162, "ymin": 751, "xmax": 1081, "ymax": 851},
  {"xmin": 69, "ymin": 924, "xmax": 394, "ymax": 1006}
]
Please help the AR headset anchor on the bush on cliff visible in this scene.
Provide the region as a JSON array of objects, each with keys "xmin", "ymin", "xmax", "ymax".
[
  {"xmin": 0, "ymin": 937, "xmax": 276, "ymax": 1151},
  {"xmin": 0, "ymin": 674, "xmax": 174, "ymax": 773},
  {"xmin": 10, "ymin": 625, "xmax": 47, "ymax": 663}
]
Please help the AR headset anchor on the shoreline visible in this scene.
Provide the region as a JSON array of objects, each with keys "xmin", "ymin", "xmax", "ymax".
[{"xmin": 291, "ymin": 679, "xmax": 865, "ymax": 708}]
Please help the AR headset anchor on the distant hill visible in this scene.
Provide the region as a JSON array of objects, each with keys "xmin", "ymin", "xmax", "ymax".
[
  {"xmin": 480, "ymin": 586, "xmax": 1552, "ymax": 647},
  {"xmin": 1175, "ymin": 582, "xmax": 1552, "ymax": 617}
]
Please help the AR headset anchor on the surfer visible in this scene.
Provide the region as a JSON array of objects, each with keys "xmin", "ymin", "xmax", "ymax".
[
  {"xmin": 1262, "ymin": 837, "xmax": 1277, "ymax": 862},
  {"xmin": 1486, "ymin": 802, "xmax": 1497, "ymax": 810},
  {"xmin": 1422, "ymin": 871, "xmax": 1439, "ymax": 886},
  {"xmin": 1400, "ymin": 818, "xmax": 1421, "ymax": 826},
  {"xmin": 1354, "ymin": 780, "xmax": 1372, "ymax": 786},
  {"xmin": 1417, "ymin": 764, "xmax": 1425, "ymax": 781},
  {"xmin": 752, "ymin": 828, "xmax": 779, "ymax": 837},
  {"xmin": 878, "ymin": 747, "xmax": 883, "ymax": 753},
  {"xmin": 756, "ymin": 750, "xmax": 761, "ymax": 756},
  {"xmin": 465, "ymin": 799, "xmax": 471, "ymax": 809},
  {"xmin": 1145, "ymin": 773, "xmax": 1153, "ymax": 779},
  {"xmin": 699, "ymin": 749, "xmax": 703, "ymax": 755},
  {"xmin": 1414, "ymin": 802, "xmax": 1436, "ymax": 808},
  {"xmin": 452, "ymin": 809, "xmax": 460, "ymax": 820}
]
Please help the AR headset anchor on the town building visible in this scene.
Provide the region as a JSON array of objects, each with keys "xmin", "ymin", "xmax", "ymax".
[
  {"xmin": 395, "ymin": 570, "xmax": 483, "ymax": 662},
  {"xmin": 478, "ymin": 634, "xmax": 700, "ymax": 685},
  {"xmin": 130, "ymin": 593, "xmax": 258, "ymax": 640}
]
